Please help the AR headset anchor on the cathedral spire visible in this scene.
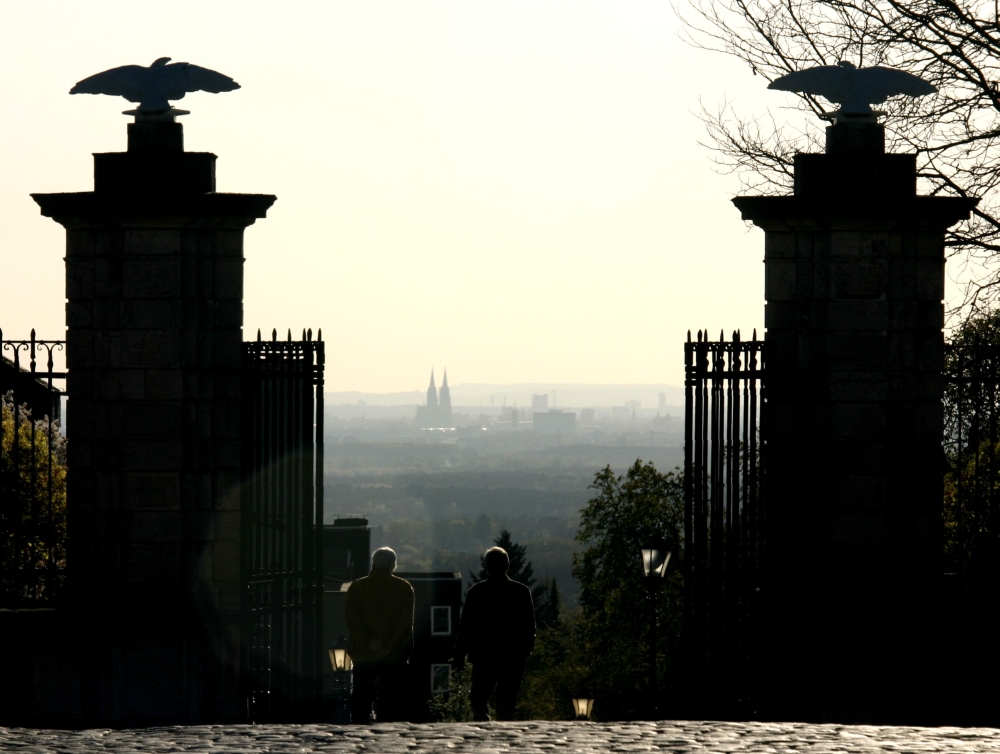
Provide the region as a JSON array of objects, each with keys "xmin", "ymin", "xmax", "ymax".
[
  {"xmin": 427, "ymin": 369, "xmax": 438, "ymax": 408},
  {"xmin": 440, "ymin": 368, "xmax": 452, "ymax": 412}
]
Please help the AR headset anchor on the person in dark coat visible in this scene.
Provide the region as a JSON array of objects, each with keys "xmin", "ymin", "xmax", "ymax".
[
  {"xmin": 345, "ymin": 547, "xmax": 414, "ymax": 723},
  {"xmin": 452, "ymin": 546, "xmax": 536, "ymax": 721}
]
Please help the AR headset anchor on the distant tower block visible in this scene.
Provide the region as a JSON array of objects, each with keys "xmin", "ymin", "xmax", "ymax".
[
  {"xmin": 734, "ymin": 115, "xmax": 976, "ymax": 722},
  {"xmin": 33, "ymin": 110, "xmax": 274, "ymax": 723},
  {"xmin": 531, "ymin": 393, "xmax": 548, "ymax": 412},
  {"xmin": 658, "ymin": 392, "xmax": 667, "ymax": 412}
]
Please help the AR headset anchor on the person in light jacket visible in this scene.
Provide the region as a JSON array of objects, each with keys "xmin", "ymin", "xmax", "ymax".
[
  {"xmin": 452, "ymin": 546, "xmax": 536, "ymax": 721},
  {"xmin": 345, "ymin": 547, "xmax": 414, "ymax": 723}
]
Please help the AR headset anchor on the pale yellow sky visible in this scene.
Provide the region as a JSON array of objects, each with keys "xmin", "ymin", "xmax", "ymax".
[{"xmin": 0, "ymin": 2, "xmax": 958, "ymax": 393}]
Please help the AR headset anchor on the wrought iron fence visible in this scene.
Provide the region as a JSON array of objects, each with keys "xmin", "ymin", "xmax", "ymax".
[
  {"xmin": 943, "ymin": 337, "xmax": 1000, "ymax": 589},
  {"xmin": 683, "ymin": 329, "xmax": 764, "ymax": 719},
  {"xmin": 937, "ymin": 335, "xmax": 1000, "ymax": 725},
  {"xmin": 241, "ymin": 328, "xmax": 324, "ymax": 722},
  {"xmin": 0, "ymin": 329, "xmax": 67, "ymax": 608}
]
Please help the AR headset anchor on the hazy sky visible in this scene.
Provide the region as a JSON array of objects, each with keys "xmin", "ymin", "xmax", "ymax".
[{"xmin": 0, "ymin": 3, "xmax": 955, "ymax": 393}]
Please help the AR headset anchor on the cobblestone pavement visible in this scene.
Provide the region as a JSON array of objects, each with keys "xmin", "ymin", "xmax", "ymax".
[{"xmin": 4, "ymin": 721, "xmax": 1000, "ymax": 754}]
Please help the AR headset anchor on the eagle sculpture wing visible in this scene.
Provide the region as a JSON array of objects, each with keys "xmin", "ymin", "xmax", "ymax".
[
  {"xmin": 69, "ymin": 64, "xmax": 153, "ymax": 103},
  {"xmin": 158, "ymin": 62, "xmax": 241, "ymax": 102},
  {"xmin": 769, "ymin": 65, "xmax": 854, "ymax": 102},
  {"xmin": 854, "ymin": 66, "xmax": 936, "ymax": 104},
  {"xmin": 71, "ymin": 58, "xmax": 240, "ymax": 112},
  {"xmin": 769, "ymin": 63, "xmax": 935, "ymax": 115}
]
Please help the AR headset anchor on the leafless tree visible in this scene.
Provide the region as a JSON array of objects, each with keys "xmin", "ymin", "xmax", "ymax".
[{"xmin": 679, "ymin": 0, "xmax": 1000, "ymax": 315}]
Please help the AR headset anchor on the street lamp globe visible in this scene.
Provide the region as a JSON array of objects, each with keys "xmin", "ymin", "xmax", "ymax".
[{"xmin": 641, "ymin": 537, "xmax": 671, "ymax": 579}]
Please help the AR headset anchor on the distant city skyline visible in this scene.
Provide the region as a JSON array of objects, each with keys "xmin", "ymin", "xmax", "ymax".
[{"xmin": 328, "ymin": 381, "xmax": 684, "ymax": 409}]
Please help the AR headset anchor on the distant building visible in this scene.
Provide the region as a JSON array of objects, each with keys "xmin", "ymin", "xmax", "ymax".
[
  {"xmin": 396, "ymin": 571, "xmax": 464, "ymax": 720},
  {"xmin": 611, "ymin": 406, "xmax": 629, "ymax": 420},
  {"xmin": 658, "ymin": 392, "xmax": 667, "ymax": 412},
  {"xmin": 531, "ymin": 393, "xmax": 548, "ymax": 412},
  {"xmin": 415, "ymin": 369, "xmax": 454, "ymax": 428},
  {"xmin": 533, "ymin": 410, "xmax": 576, "ymax": 434},
  {"xmin": 500, "ymin": 405, "xmax": 521, "ymax": 425},
  {"xmin": 580, "ymin": 408, "xmax": 595, "ymax": 423},
  {"xmin": 625, "ymin": 399, "xmax": 642, "ymax": 413}
]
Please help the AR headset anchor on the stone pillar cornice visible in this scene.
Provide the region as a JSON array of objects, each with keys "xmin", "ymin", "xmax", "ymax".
[
  {"xmin": 732, "ymin": 194, "xmax": 977, "ymax": 231},
  {"xmin": 31, "ymin": 192, "xmax": 276, "ymax": 228}
]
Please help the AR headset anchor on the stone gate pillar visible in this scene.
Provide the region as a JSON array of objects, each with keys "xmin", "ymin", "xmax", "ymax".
[
  {"xmin": 734, "ymin": 122, "xmax": 976, "ymax": 723},
  {"xmin": 32, "ymin": 115, "xmax": 274, "ymax": 723}
]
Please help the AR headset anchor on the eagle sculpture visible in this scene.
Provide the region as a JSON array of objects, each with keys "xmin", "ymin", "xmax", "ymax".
[
  {"xmin": 768, "ymin": 61, "xmax": 935, "ymax": 116},
  {"xmin": 70, "ymin": 57, "xmax": 240, "ymax": 112}
]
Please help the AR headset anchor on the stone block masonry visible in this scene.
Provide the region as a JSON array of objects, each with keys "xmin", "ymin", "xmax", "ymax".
[
  {"xmin": 734, "ymin": 121, "xmax": 976, "ymax": 723},
  {"xmin": 23, "ymin": 118, "xmax": 275, "ymax": 725}
]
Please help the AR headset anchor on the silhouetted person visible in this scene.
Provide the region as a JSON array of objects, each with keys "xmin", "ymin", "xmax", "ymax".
[
  {"xmin": 452, "ymin": 546, "xmax": 536, "ymax": 721},
  {"xmin": 345, "ymin": 547, "xmax": 414, "ymax": 723}
]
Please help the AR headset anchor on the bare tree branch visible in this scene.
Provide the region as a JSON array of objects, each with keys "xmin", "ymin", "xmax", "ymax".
[{"xmin": 677, "ymin": 0, "xmax": 1000, "ymax": 317}]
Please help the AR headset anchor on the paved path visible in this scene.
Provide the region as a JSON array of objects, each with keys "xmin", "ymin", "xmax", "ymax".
[{"xmin": 4, "ymin": 721, "xmax": 1000, "ymax": 754}]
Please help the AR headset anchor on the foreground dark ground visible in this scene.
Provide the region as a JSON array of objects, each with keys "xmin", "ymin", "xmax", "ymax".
[{"xmin": 4, "ymin": 720, "xmax": 1000, "ymax": 753}]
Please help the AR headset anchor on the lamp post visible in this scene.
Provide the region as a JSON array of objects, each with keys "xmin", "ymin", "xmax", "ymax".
[
  {"xmin": 640, "ymin": 537, "xmax": 671, "ymax": 719},
  {"xmin": 326, "ymin": 633, "xmax": 352, "ymax": 723}
]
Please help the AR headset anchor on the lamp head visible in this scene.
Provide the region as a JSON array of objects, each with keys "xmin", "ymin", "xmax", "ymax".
[
  {"xmin": 328, "ymin": 633, "xmax": 351, "ymax": 673},
  {"xmin": 572, "ymin": 694, "xmax": 594, "ymax": 719},
  {"xmin": 641, "ymin": 536, "xmax": 672, "ymax": 579}
]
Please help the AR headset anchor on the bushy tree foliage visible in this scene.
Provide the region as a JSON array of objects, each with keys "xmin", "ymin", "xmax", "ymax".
[
  {"xmin": 427, "ymin": 663, "xmax": 475, "ymax": 722},
  {"xmin": 572, "ymin": 461, "xmax": 684, "ymax": 720},
  {"xmin": 0, "ymin": 392, "xmax": 67, "ymax": 604},
  {"xmin": 679, "ymin": 0, "xmax": 1000, "ymax": 312},
  {"xmin": 515, "ymin": 612, "xmax": 587, "ymax": 721}
]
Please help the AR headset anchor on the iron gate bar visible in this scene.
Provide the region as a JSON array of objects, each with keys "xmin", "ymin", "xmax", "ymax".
[
  {"xmin": 944, "ymin": 337, "xmax": 1000, "ymax": 584},
  {"xmin": 0, "ymin": 329, "xmax": 66, "ymax": 608},
  {"xmin": 683, "ymin": 329, "xmax": 764, "ymax": 719},
  {"xmin": 241, "ymin": 328, "xmax": 324, "ymax": 723}
]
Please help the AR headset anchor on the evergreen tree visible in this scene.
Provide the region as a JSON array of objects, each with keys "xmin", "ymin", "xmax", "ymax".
[
  {"xmin": 533, "ymin": 578, "xmax": 561, "ymax": 630},
  {"xmin": 469, "ymin": 529, "xmax": 553, "ymax": 618},
  {"xmin": 470, "ymin": 529, "xmax": 536, "ymax": 588}
]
